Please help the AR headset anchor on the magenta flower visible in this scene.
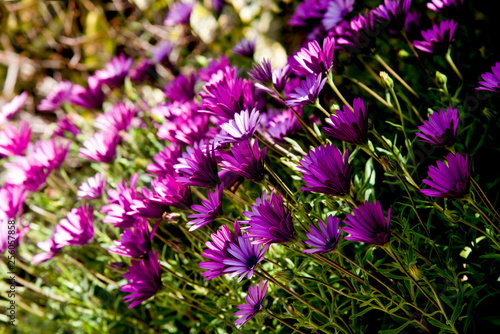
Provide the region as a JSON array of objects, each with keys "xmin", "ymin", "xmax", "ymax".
[
  {"xmin": 31, "ymin": 139, "xmax": 70, "ymax": 171},
  {"xmin": 4, "ymin": 158, "xmax": 50, "ymax": 191},
  {"xmin": 77, "ymin": 173, "xmax": 107, "ymax": 200},
  {"xmin": 303, "ymin": 215, "xmax": 341, "ymax": 254},
  {"xmin": 79, "ymin": 132, "xmax": 120, "ymax": 163},
  {"xmin": 223, "ymin": 235, "xmax": 269, "ymax": 282},
  {"xmin": 324, "ymin": 97, "xmax": 369, "ymax": 145},
  {"xmin": 322, "ymin": 0, "xmax": 354, "ymax": 30},
  {"xmin": 285, "ymin": 74, "xmax": 327, "ymax": 107},
  {"xmin": 0, "ymin": 185, "xmax": 28, "ymax": 222},
  {"xmin": 476, "ymin": 62, "xmax": 500, "ymax": 93},
  {"xmin": 372, "ymin": 0, "xmax": 412, "ymax": 33},
  {"xmin": 427, "ymin": 0, "xmax": 463, "ymax": 16},
  {"xmin": 95, "ymin": 103, "xmax": 136, "ymax": 133},
  {"xmin": 53, "ymin": 116, "xmax": 80, "ymax": 138},
  {"xmin": 343, "ymin": 201, "xmax": 391, "ymax": 246},
  {"xmin": 219, "ymin": 139, "xmax": 267, "ymax": 182},
  {"xmin": 421, "ymin": 152, "xmax": 471, "ymax": 199},
  {"xmin": 233, "ymin": 38, "xmax": 255, "ymax": 58},
  {"xmin": 130, "ymin": 188, "xmax": 171, "ymax": 219},
  {"xmin": 272, "ymin": 65, "xmax": 291, "ymax": 92},
  {"xmin": 187, "ymin": 182, "xmax": 223, "ymax": 231},
  {"xmin": 95, "ymin": 54, "xmax": 133, "ymax": 88},
  {"xmin": 68, "ymin": 75, "xmax": 105, "ymax": 109},
  {"xmin": 53, "ymin": 204, "xmax": 94, "ymax": 247},
  {"xmin": 101, "ymin": 174, "xmax": 141, "ymax": 228},
  {"xmin": 149, "ymin": 175, "xmax": 192, "ymax": 210},
  {"xmin": 0, "ymin": 120, "xmax": 31, "ymax": 157},
  {"xmin": 157, "ymin": 115, "xmax": 209, "ymax": 146},
  {"xmin": 233, "ymin": 279, "xmax": 268, "ymax": 328},
  {"xmin": 0, "ymin": 92, "xmax": 27, "ymax": 125},
  {"xmin": 147, "ymin": 144, "xmax": 182, "ymax": 177},
  {"xmin": 38, "ymin": 81, "xmax": 72, "ymax": 111},
  {"xmin": 31, "ymin": 238, "xmax": 61, "ymax": 265},
  {"xmin": 175, "ymin": 142, "xmax": 221, "ymax": 188},
  {"xmin": 264, "ymin": 108, "xmax": 301, "ymax": 142},
  {"xmin": 413, "ymin": 20, "xmax": 457, "ymax": 55},
  {"xmin": 288, "ymin": 0, "xmax": 327, "ymax": 27},
  {"xmin": 121, "ymin": 250, "xmax": 162, "ymax": 308},
  {"xmin": 216, "ymin": 109, "xmax": 262, "ymax": 144},
  {"xmin": 130, "ymin": 58, "xmax": 157, "ymax": 82},
  {"xmin": 248, "ymin": 59, "xmax": 273, "ymax": 86},
  {"xmin": 164, "ymin": 73, "xmax": 196, "ymax": 102},
  {"xmin": 243, "ymin": 191, "xmax": 295, "ymax": 244},
  {"xmin": 291, "ymin": 36, "xmax": 336, "ymax": 76},
  {"xmin": 163, "ymin": 2, "xmax": 193, "ymax": 26},
  {"xmin": 296, "ymin": 144, "xmax": 352, "ymax": 197},
  {"xmin": 109, "ymin": 219, "xmax": 158, "ymax": 259},
  {"xmin": 416, "ymin": 107, "xmax": 459, "ymax": 147},
  {"xmin": 152, "ymin": 41, "xmax": 173, "ymax": 64}
]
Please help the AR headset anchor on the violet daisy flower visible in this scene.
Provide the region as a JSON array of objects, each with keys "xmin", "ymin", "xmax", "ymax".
[
  {"xmin": 152, "ymin": 41, "xmax": 173, "ymax": 64},
  {"xmin": 427, "ymin": 0, "xmax": 463, "ymax": 16},
  {"xmin": 476, "ymin": 62, "xmax": 500, "ymax": 93},
  {"xmin": 285, "ymin": 74, "xmax": 327, "ymax": 107},
  {"xmin": 421, "ymin": 152, "xmax": 471, "ymax": 199},
  {"xmin": 53, "ymin": 204, "xmax": 94, "ymax": 247},
  {"xmin": 53, "ymin": 116, "xmax": 80, "ymax": 138},
  {"xmin": 248, "ymin": 59, "xmax": 273, "ymax": 86},
  {"xmin": 187, "ymin": 182, "xmax": 223, "ymax": 231},
  {"xmin": 272, "ymin": 65, "xmax": 291, "ymax": 92},
  {"xmin": 121, "ymin": 250, "xmax": 162, "ymax": 308},
  {"xmin": 303, "ymin": 215, "xmax": 341, "ymax": 254},
  {"xmin": 291, "ymin": 37, "xmax": 336, "ymax": 76},
  {"xmin": 324, "ymin": 97, "xmax": 369, "ymax": 145},
  {"xmin": 413, "ymin": 20, "xmax": 457, "ymax": 55},
  {"xmin": 77, "ymin": 173, "xmax": 107, "ymax": 200},
  {"xmin": 37, "ymin": 81, "xmax": 72, "ymax": 111},
  {"xmin": 109, "ymin": 219, "xmax": 158, "ymax": 259},
  {"xmin": 223, "ymin": 235, "xmax": 269, "ymax": 282},
  {"xmin": 150, "ymin": 175, "xmax": 192, "ymax": 210},
  {"xmin": 30, "ymin": 139, "xmax": 70, "ymax": 171},
  {"xmin": 264, "ymin": 108, "xmax": 302, "ymax": 143},
  {"xmin": 175, "ymin": 142, "xmax": 221, "ymax": 188},
  {"xmin": 163, "ymin": 73, "xmax": 197, "ymax": 102},
  {"xmin": 147, "ymin": 144, "xmax": 182, "ymax": 177},
  {"xmin": 130, "ymin": 58, "xmax": 157, "ymax": 82},
  {"xmin": 322, "ymin": 0, "xmax": 354, "ymax": 30},
  {"xmin": 243, "ymin": 191, "xmax": 295, "ymax": 244},
  {"xmin": 79, "ymin": 132, "xmax": 120, "ymax": 163},
  {"xmin": 101, "ymin": 174, "xmax": 141, "ymax": 228},
  {"xmin": 233, "ymin": 38, "xmax": 255, "ymax": 58},
  {"xmin": 343, "ymin": 201, "xmax": 391, "ymax": 246},
  {"xmin": 0, "ymin": 92, "xmax": 27, "ymax": 125},
  {"xmin": 0, "ymin": 185, "xmax": 28, "ymax": 222},
  {"xmin": 4, "ymin": 158, "xmax": 50, "ymax": 192},
  {"xmin": 157, "ymin": 115, "xmax": 209, "ymax": 146},
  {"xmin": 164, "ymin": 2, "xmax": 193, "ymax": 26},
  {"xmin": 0, "ymin": 120, "xmax": 31, "ymax": 157},
  {"xmin": 416, "ymin": 107, "xmax": 458, "ymax": 147},
  {"xmin": 68, "ymin": 75, "xmax": 105, "ymax": 109},
  {"xmin": 233, "ymin": 279, "xmax": 268, "ymax": 328},
  {"xmin": 288, "ymin": 0, "xmax": 327, "ymax": 27},
  {"xmin": 216, "ymin": 109, "xmax": 261, "ymax": 144},
  {"xmin": 219, "ymin": 139, "xmax": 267, "ymax": 182},
  {"xmin": 372, "ymin": 0, "xmax": 412, "ymax": 33},
  {"xmin": 31, "ymin": 238, "xmax": 61, "ymax": 265},
  {"xmin": 95, "ymin": 103, "xmax": 136, "ymax": 133},
  {"xmin": 296, "ymin": 144, "xmax": 352, "ymax": 197},
  {"xmin": 129, "ymin": 188, "xmax": 171, "ymax": 219},
  {"xmin": 95, "ymin": 54, "xmax": 133, "ymax": 88}
]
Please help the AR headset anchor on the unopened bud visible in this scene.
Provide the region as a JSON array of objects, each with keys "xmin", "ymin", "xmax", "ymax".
[
  {"xmin": 380, "ymin": 156, "xmax": 396, "ymax": 173},
  {"xmin": 108, "ymin": 262, "xmax": 128, "ymax": 273},
  {"xmin": 444, "ymin": 210, "xmax": 461, "ymax": 223},
  {"xmin": 216, "ymin": 296, "xmax": 229, "ymax": 309},
  {"xmin": 435, "ymin": 71, "xmax": 448, "ymax": 88},
  {"xmin": 409, "ymin": 265, "xmax": 424, "ymax": 281},
  {"xmin": 367, "ymin": 118, "xmax": 374, "ymax": 131},
  {"xmin": 276, "ymin": 269, "xmax": 296, "ymax": 283},
  {"xmin": 326, "ymin": 198, "xmax": 341, "ymax": 211},
  {"xmin": 380, "ymin": 71, "xmax": 394, "ymax": 90},
  {"xmin": 167, "ymin": 240, "xmax": 189, "ymax": 253},
  {"xmin": 447, "ymin": 258, "xmax": 458, "ymax": 271}
]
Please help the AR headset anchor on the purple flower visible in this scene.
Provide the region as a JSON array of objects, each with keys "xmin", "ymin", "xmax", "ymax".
[
  {"xmin": 175, "ymin": 142, "xmax": 221, "ymax": 188},
  {"xmin": 285, "ymin": 74, "xmax": 327, "ymax": 107},
  {"xmin": 95, "ymin": 103, "xmax": 136, "ymax": 133},
  {"xmin": 322, "ymin": 0, "xmax": 354, "ymax": 30},
  {"xmin": 288, "ymin": 0, "xmax": 328, "ymax": 27},
  {"xmin": 219, "ymin": 139, "xmax": 267, "ymax": 182},
  {"xmin": 152, "ymin": 41, "xmax": 173, "ymax": 64},
  {"xmin": 0, "ymin": 92, "xmax": 27, "ymax": 125},
  {"xmin": 109, "ymin": 219, "xmax": 158, "ymax": 259},
  {"xmin": 78, "ymin": 173, "xmax": 107, "ymax": 200},
  {"xmin": 413, "ymin": 20, "xmax": 457, "ymax": 55},
  {"xmin": 248, "ymin": 59, "xmax": 273, "ymax": 86},
  {"xmin": 291, "ymin": 37, "xmax": 336, "ymax": 76},
  {"xmin": 0, "ymin": 185, "xmax": 28, "ymax": 222},
  {"xmin": 216, "ymin": 109, "xmax": 261, "ymax": 144},
  {"xmin": 53, "ymin": 204, "xmax": 94, "ymax": 247},
  {"xmin": 416, "ymin": 107, "xmax": 458, "ymax": 147},
  {"xmin": 31, "ymin": 139, "xmax": 70, "ymax": 171},
  {"xmin": 147, "ymin": 144, "xmax": 182, "ymax": 177},
  {"xmin": 129, "ymin": 188, "xmax": 171, "ymax": 219},
  {"xmin": 149, "ymin": 175, "xmax": 192, "ymax": 210},
  {"xmin": 157, "ymin": 114, "xmax": 209, "ymax": 146},
  {"xmin": 421, "ymin": 152, "xmax": 471, "ymax": 199},
  {"xmin": 79, "ymin": 132, "xmax": 120, "ymax": 163},
  {"xmin": 53, "ymin": 116, "xmax": 80, "ymax": 138},
  {"xmin": 95, "ymin": 54, "xmax": 133, "ymax": 88},
  {"xmin": 324, "ymin": 97, "xmax": 368, "ymax": 145},
  {"xmin": 272, "ymin": 65, "xmax": 291, "ymax": 92},
  {"xmin": 101, "ymin": 174, "xmax": 141, "ymax": 228},
  {"xmin": 343, "ymin": 201, "xmax": 391, "ymax": 245},
  {"xmin": 130, "ymin": 58, "xmax": 157, "ymax": 82},
  {"xmin": 243, "ymin": 191, "xmax": 295, "ymax": 244},
  {"xmin": 31, "ymin": 238, "xmax": 61, "ymax": 265},
  {"xmin": 0, "ymin": 120, "xmax": 31, "ymax": 157},
  {"xmin": 4, "ymin": 158, "xmax": 50, "ymax": 191},
  {"xmin": 163, "ymin": 73, "xmax": 197, "ymax": 102},
  {"xmin": 38, "ymin": 81, "xmax": 72, "ymax": 111},
  {"xmin": 223, "ymin": 235, "xmax": 269, "ymax": 282},
  {"xmin": 121, "ymin": 250, "xmax": 162, "ymax": 308},
  {"xmin": 264, "ymin": 108, "xmax": 301, "ymax": 143},
  {"xmin": 233, "ymin": 279, "xmax": 268, "ymax": 328},
  {"xmin": 372, "ymin": 0, "xmax": 412, "ymax": 33},
  {"xmin": 164, "ymin": 2, "xmax": 193, "ymax": 26},
  {"xmin": 303, "ymin": 215, "xmax": 341, "ymax": 253},
  {"xmin": 296, "ymin": 144, "xmax": 352, "ymax": 196},
  {"xmin": 198, "ymin": 56, "xmax": 231, "ymax": 82},
  {"xmin": 1, "ymin": 218, "xmax": 29, "ymax": 255},
  {"xmin": 233, "ymin": 38, "xmax": 255, "ymax": 58},
  {"xmin": 476, "ymin": 62, "xmax": 500, "ymax": 93},
  {"xmin": 427, "ymin": 0, "xmax": 463, "ymax": 16},
  {"xmin": 187, "ymin": 182, "xmax": 223, "ymax": 231},
  {"xmin": 336, "ymin": 10, "xmax": 378, "ymax": 52},
  {"xmin": 68, "ymin": 75, "xmax": 105, "ymax": 109}
]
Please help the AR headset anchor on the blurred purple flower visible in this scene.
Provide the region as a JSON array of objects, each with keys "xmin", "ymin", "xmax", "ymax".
[
  {"xmin": 78, "ymin": 173, "xmax": 107, "ymax": 200},
  {"xmin": 68, "ymin": 75, "xmax": 105, "ymax": 109},
  {"xmin": 121, "ymin": 250, "xmax": 162, "ymax": 308},
  {"xmin": 152, "ymin": 41, "xmax": 173, "ymax": 64},
  {"xmin": 109, "ymin": 219, "xmax": 158, "ymax": 259},
  {"xmin": 291, "ymin": 37, "xmax": 336, "ymax": 76},
  {"xmin": 158, "ymin": 114, "xmax": 210, "ymax": 147},
  {"xmin": 175, "ymin": 142, "xmax": 221, "ymax": 188},
  {"xmin": 164, "ymin": 2, "xmax": 193, "ymax": 26},
  {"xmin": 286, "ymin": 74, "xmax": 326, "ymax": 107},
  {"xmin": 38, "ymin": 81, "xmax": 72, "ymax": 111},
  {"xmin": 272, "ymin": 65, "xmax": 291, "ymax": 92},
  {"xmin": 248, "ymin": 59, "xmax": 273, "ymax": 86},
  {"xmin": 0, "ymin": 185, "xmax": 27, "ymax": 223},
  {"xmin": 303, "ymin": 215, "xmax": 341, "ymax": 253},
  {"xmin": 219, "ymin": 139, "xmax": 267, "ymax": 182},
  {"xmin": 187, "ymin": 182, "xmax": 223, "ymax": 231},
  {"xmin": 53, "ymin": 204, "xmax": 94, "ymax": 247},
  {"xmin": 404, "ymin": 11, "xmax": 421, "ymax": 34},
  {"xmin": 130, "ymin": 188, "xmax": 171, "ymax": 219},
  {"xmin": 233, "ymin": 38, "xmax": 255, "ymax": 58},
  {"xmin": 322, "ymin": 0, "xmax": 354, "ymax": 30},
  {"xmin": 216, "ymin": 109, "xmax": 261, "ymax": 144},
  {"xmin": 421, "ymin": 152, "xmax": 471, "ymax": 199},
  {"xmin": 476, "ymin": 62, "xmax": 500, "ymax": 93},
  {"xmin": 150, "ymin": 175, "xmax": 192, "ymax": 210},
  {"xmin": 198, "ymin": 56, "xmax": 231, "ymax": 82},
  {"xmin": 95, "ymin": 54, "xmax": 133, "ymax": 88},
  {"xmin": 164, "ymin": 73, "xmax": 197, "ymax": 102},
  {"xmin": 427, "ymin": 0, "xmax": 463, "ymax": 16},
  {"xmin": 95, "ymin": 102, "xmax": 136, "ymax": 133},
  {"xmin": 151, "ymin": 100, "xmax": 198, "ymax": 121},
  {"xmin": 416, "ymin": 107, "xmax": 458, "ymax": 147},
  {"xmin": 0, "ymin": 120, "xmax": 31, "ymax": 157},
  {"xmin": 288, "ymin": 0, "xmax": 328, "ymax": 27},
  {"xmin": 296, "ymin": 143, "xmax": 352, "ymax": 196},
  {"xmin": 31, "ymin": 238, "xmax": 61, "ymax": 265},
  {"xmin": 130, "ymin": 58, "xmax": 157, "ymax": 82},
  {"xmin": 79, "ymin": 132, "xmax": 120, "ymax": 163},
  {"xmin": 264, "ymin": 108, "xmax": 302, "ymax": 143},
  {"xmin": 53, "ymin": 116, "xmax": 80, "ymax": 138},
  {"xmin": 147, "ymin": 144, "xmax": 182, "ymax": 177},
  {"xmin": 243, "ymin": 191, "xmax": 295, "ymax": 244},
  {"xmin": 31, "ymin": 139, "xmax": 70, "ymax": 171},
  {"xmin": 372, "ymin": 0, "xmax": 412, "ymax": 33},
  {"xmin": 0, "ymin": 92, "xmax": 27, "ymax": 125},
  {"xmin": 4, "ymin": 158, "xmax": 50, "ymax": 191},
  {"xmin": 233, "ymin": 279, "xmax": 268, "ymax": 328},
  {"xmin": 343, "ymin": 201, "xmax": 391, "ymax": 245},
  {"xmin": 413, "ymin": 20, "xmax": 457, "ymax": 55},
  {"xmin": 101, "ymin": 174, "xmax": 141, "ymax": 228},
  {"xmin": 223, "ymin": 235, "xmax": 269, "ymax": 282},
  {"xmin": 324, "ymin": 97, "xmax": 368, "ymax": 145}
]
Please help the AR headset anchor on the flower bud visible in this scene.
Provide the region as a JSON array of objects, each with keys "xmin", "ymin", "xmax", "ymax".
[
  {"xmin": 380, "ymin": 156, "xmax": 396, "ymax": 173},
  {"xmin": 276, "ymin": 269, "xmax": 296, "ymax": 283},
  {"xmin": 380, "ymin": 71, "xmax": 394, "ymax": 90},
  {"xmin": 167, "ymin": 240, "xmax": 189, "ymax": 253},
  {"xmin": 447, "ymin": 258, "xmax": 458, "ymax": 271},
  {"xmin": 444, "ymin": 210, "xmax": 461, "ymax": 223},
  {"xmin": 409, "ymin": 264, "xmax": 424, "ymax": 281},
  {"xmin": 216, "ymin": 296, "xmax": 229, "ymax": 309},
  {"xmin": 326, "ymin": 198, "xmax": 341, "ymax": 211},
  {"xmin": 435, "ymin": 71, "xmax": 448, "ymax": 88}
]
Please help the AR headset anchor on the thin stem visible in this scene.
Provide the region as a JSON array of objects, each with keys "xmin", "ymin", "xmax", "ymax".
[
  {"xmin": 315, "ymin": 98, "xmax": 331, "ymax": 117},
  {"xmin": 468, "ymin": 199, "xmax": 500, "ymax": 234},
  {"xmin": 422, "ymin": 277, "xmax": 459, "ymax": 334},
  {"xmin": 471, "ymin": 178, "xmax": 500, "ymax": 222},
  {"xmin": 264, "ymin": 161, "xmax": 299, "ymax": 206},
  {"xmin": 445, "ymin": 49, "xmax": 463, "ymax": 81},
  {"xmin": 265, "ymin": 309, "xmax": 308, "ymax": 334},
  {"xmin": 223, "ymin": 189, "xmax": 252, "ymax": 207},
  {"xmin": 290, "ymin": 107, "xmax": 323, "ymax": 146},
  {"xmin": 457, "ymin": 218, "xmax": 500, "ymax": 249},
  {"xmin": 387, "ymin": 84, "xmax": 414, "ymax": 163},
  {"xmin": 161, "ymin": 265, "xmax": 222, "ymax": 296},
  {"xmin": 327, "ymin": 72, "xmax": 352, "ymax": 110},
  {"xmin": 374, "ymin": 53, "xmax": 420, "ymax": 99},
  {"xmin": 343, "ymin": 75, "xmax": 398, "ymax": 113},
  {"xmin": 401, "ymin": 30, "xmax": 438, "ymax": 87}
]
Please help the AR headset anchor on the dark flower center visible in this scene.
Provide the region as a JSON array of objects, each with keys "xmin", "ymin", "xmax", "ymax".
[
  {"xmin": 324, "ymin": 238, "xmax": 337, "ymax": 251},
  {"xmin": 253, "ymin": 302, "xmax": 262, "ymax": 313},
  {"xmin": 246, "ymin": 255, "xmax": 258, "ymax": 269}
]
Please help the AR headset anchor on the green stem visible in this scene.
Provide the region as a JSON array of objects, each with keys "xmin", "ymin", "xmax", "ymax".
[
  {"xmin": 422, "ymin": 277, "xmax": 459, "ymax": 334},
  {"xmin": 265, "ymin": 309, "xmax": 308, "ymax": 334},
  {"xmin": 343, "ymin": 75, "xmax": 398, "ymax": 113},
  {"xmin": 457, "ymin": 218, "xmax": 500, "ymax": 249},
  {"xmin": 290, "ymin": 107, "xmax": 323, "ymax": 146},
  {"xmin": 315, "ymin": 98, "xmax": 331, "ymax": 117},
  {"xmin": 468, "ymin": 199, "xmax": 500, "ymax": 234},
  {"xmin": 374, "ymin": 53, "xmax": 420, "ymax": 99},
  {"xmin": 387, "ymin": 84, "xmax": 414, "ymax": 164},
  {"xmin": 471, "ymin": 178, "xmax": 500, "ymax": 222},
  {"xmin": 445, "ymin": 49, "xmax": 463, "ymax": 81},
  {"xmin": 327, "ymin": 71, "xmax": 352, "ymax": 110}
]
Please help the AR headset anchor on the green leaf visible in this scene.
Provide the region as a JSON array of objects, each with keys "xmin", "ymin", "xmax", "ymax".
[
  {"xmin": 427, "ymin": 317, "xmax": 452, "ymax": 330},
  {"xmin": 378, "ymin": 320, "xmax": 413, "ymax": 334}
]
